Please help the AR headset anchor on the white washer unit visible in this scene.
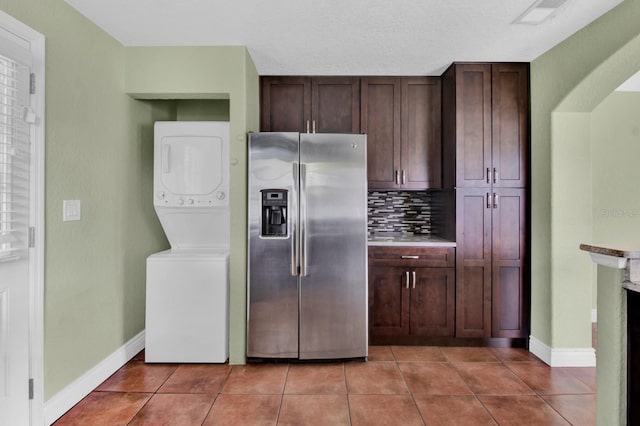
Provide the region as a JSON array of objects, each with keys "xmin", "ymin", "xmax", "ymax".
[{"xmin": 146, "ymin": 121, "xmax": 230, "ymax": 363}]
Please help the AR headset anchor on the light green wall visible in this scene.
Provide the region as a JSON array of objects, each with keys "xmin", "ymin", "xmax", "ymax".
[
  {"xmin": 591, "ymin": 91, "xmax": 640, "ymax": 309},
  {"xmin": 125, "ymin": 46, "xmax": 259, "ymax": 364},
  {"xmin": 531, "ymin": 0, "xmax": 640, "ymax": 421},
  {"xmin": 591, "ymin": 91, "xmax": 640, "ymax": 245},
  {"xmin": 176, "ymin": 99, "xmax": 230, "ymax": 121},
  {"xmin": 549, "ymin": 111, "xmax": 593, "ymax": 347},
  {"xmin": 595, "ymin": 267, "xmax": 626, "ymax": 425},
  {"xmin": 0, "ymin": 0, "xmax": 173, "ymax": 399},
  {"xmin": 530, "ymin": 0, "xmax": 640, "ymax": 351}
]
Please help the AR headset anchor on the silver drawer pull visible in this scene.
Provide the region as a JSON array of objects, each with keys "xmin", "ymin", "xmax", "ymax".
[
  {"xmin": 401, "ymin": 255, "xmax": 419, "ymax": 259},
  {"xmin": 412, "ymin": 271, "xmax": 416, "ymax": 289},
  {"xmin": 405, "ymin": 271, "xmax": 410, "ymax": 289}
]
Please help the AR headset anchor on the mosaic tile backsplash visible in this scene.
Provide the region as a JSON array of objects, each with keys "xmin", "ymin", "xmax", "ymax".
[{"xmin": 368, "ymin": 191, "xmax": 435, "ymax": 235}]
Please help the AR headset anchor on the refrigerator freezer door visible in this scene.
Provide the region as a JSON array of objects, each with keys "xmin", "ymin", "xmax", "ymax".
[
  {"xmin": 247, "ymin": 133, "xmax": 300, "ymax": 358},
  {"xmin": 299, "ymin": 133, "xmax": 368, "ymax": 359}
]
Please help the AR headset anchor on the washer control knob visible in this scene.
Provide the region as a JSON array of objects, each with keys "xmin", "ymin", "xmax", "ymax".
[
  {"xmin": 216, "ymin": 191, "xmax": 226, "ymax": 200},
  {"xmin": 178, "ymin": 198, "xmax": 184, "ymax": 205},
  {"xmin": 187, "ymin": 198, "xmax": 194, "ymax": 205}
]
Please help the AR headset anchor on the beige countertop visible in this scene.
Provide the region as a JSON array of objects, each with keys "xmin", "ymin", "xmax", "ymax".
[{"xmin": 368, "ymin": 234, "xmax": 456, "ymax": 247}]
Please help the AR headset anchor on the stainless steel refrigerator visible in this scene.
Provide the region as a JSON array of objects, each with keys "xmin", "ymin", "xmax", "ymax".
[{"xmin": 247, "ymin": 132, "xmax": 368, "ymax": 360}]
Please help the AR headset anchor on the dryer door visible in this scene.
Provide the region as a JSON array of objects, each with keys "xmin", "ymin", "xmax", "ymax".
[{"xmin": 161, "ymin": 134, "xmax": 223, "ymax": 196}]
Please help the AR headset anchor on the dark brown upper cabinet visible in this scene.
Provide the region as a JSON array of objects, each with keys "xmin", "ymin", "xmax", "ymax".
[
  {"xmin": 361, "ymin": 78, "xmax": 401, "ymax": 189},
  {"xmin": 442, "ymin": 63, "xmax": 529, "ymax": 189},
  {"xmin": 362, "ymin": 77, "xmax": 442, "ymax": 190},
  {"xmin": 260, "ymin": 76, "xmax": 360, "ymax": 133}
]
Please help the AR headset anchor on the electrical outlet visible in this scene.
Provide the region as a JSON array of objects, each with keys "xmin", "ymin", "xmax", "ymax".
[{"xmin": 63, "ymin": 200, "xmax": 81, "ymax": 222}]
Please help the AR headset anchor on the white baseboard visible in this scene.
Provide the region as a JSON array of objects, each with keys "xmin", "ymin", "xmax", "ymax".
[
  {"xmin": 529, "ymin": 335, "xmax": 596, "ymax": 367},
  {"xmin": 43, "ymin": 330, "xmax": 145, "ymax": 425},
  {"xmin": 592, "ymin": 308, "xmax": 598, "ymax": 323}
]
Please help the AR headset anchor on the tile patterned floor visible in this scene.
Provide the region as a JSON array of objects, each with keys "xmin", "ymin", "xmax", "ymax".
[{"xmin": 53, "ymin": 346, "xmax": 596, "ymax": 425}]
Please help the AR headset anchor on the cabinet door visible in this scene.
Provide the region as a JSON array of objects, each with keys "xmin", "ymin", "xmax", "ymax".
[
  {"xmin": 369, "ymin": 265, "xmax": 410, "ymax": 337},
  {"xmin": 491, "ymin": 64, "xmax": 529, "ymax": 188},
  {"xmin": 491, "ymin": 188, "xmax": 528, "ymax": 338},
  {"xmin": 361, "ymin": 77, "xmax": 401, "ymax": 189},
  {"xmin": 401, "ymin": 77, "xmax": 442, "ymax": 189},
  {"xmin": 455, "ymin": 188, "xmax": 492, "ymax": 338},
  {"xmin": 453, "ymin": 64, "xmax": 492, "ymax": 188},
  {"xmin": 260, "ymin": 77, "xmax": 310, "ymax": 132},
  {"xmin": 410, "ymin": 267, "xmax": 455, "ymax": 337},
  {"xmin": 312, "ymin": 77, "xmax": 360, "ymax": 134}
]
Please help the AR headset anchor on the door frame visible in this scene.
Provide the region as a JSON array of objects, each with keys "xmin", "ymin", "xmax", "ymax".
[{"xmin": 0, "ymin": 10, "xmax": 45, "ymax": 425}]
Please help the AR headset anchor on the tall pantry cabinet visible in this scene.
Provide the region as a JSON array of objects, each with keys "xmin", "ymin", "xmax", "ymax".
[{"xmin": 442, "ymin": 63, "xmax": 529, "ymax": 341}]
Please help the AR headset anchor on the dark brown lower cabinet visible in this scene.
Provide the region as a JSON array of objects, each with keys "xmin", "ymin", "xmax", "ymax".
[
  {"xmin": 369, "ymin": 247, "xmax": 455, "ymax": 342},
  {"xmin": 455, "ymin": 188, "xmax": 528, "ymax": 339},
  {"xmin": 369, "ymin": 265, "xmax": 410, "ymax": 337}
]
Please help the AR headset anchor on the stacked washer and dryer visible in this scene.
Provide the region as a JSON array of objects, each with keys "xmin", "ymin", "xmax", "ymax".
[{"xmin": 145, "ymin": 121, "xmax": 230, "ymax": 363}]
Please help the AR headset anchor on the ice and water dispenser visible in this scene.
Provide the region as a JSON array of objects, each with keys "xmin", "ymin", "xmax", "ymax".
[{"xmin": 261, "ymin": 189, "xmax": 287, "ymax": 237}]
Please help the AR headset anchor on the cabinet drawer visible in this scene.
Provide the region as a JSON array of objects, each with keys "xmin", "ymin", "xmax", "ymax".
[{"xmin": 368, "ymin": 246, "xmax": 455, "ymax": 267}]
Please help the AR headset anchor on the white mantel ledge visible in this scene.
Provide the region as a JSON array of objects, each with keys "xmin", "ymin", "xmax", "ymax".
[{"xmin": 580, "ymin": 243, "xmax": 640, "ymax": 290}]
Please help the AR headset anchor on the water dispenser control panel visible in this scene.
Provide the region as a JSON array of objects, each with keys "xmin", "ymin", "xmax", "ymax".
[{"xmin": 261, "ymin": 189, "xmax": 287, "ymax": 237}]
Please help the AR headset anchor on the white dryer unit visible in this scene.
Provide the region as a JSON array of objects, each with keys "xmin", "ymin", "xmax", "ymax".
[
  {"xmin": 153, "ymin": 121, "xmax": 230, "ymax": 249},
  {"xmin": 146, "ymin": 121, "xmax": 230, "ymax": 363}
]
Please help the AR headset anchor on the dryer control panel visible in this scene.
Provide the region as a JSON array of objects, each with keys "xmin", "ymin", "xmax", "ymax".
[{"xmin": 155, "ymin": 190, "xmax": 227, "ymax": 207}]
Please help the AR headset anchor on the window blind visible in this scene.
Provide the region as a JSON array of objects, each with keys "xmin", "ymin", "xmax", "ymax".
[{"xmin": 0, "ymin": 53, "xmax": 30, "ymax": 262}]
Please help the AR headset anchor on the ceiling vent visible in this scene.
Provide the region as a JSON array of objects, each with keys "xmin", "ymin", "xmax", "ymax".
[{"xmin": 514, "ymin": 0, "xmax": 569, "ymax": 25}]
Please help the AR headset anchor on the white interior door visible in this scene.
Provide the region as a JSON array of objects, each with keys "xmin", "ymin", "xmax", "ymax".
[{"xmin": 0, "ymin": 35, "xmax": 33, "ymax": 426}]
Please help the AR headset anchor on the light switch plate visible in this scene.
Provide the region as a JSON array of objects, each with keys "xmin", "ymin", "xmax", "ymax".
[{"xmin": 63, "ymin": 199, "xmax": 81, "ymax": 222}]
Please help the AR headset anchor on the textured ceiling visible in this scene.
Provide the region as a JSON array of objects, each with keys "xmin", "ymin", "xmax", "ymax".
[{"xmin": 64, "ymin": 0, "xmax": 623, "ymax": 76}]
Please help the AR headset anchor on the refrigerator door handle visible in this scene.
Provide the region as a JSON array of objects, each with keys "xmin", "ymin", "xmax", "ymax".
[
  {"xmin": 291, "ymin": 162, "xmax": 300, "ymax": 276},
  {"xmin": 299, "ymin": 163, "xmax": 308, "ymax": 277}
]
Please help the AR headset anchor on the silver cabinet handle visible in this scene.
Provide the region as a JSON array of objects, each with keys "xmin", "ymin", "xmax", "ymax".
[
  {"xmin": 395, "ymin": 170, "xmax": 400, "ymax": 185},
  {"xmin": 291, "ymin": 162, "xmax": 299, "ymax": 276},
  {"xmin": 306, "ymin": 120, "xmax": 310, "ymax": 134},
  {"xmin": 487, "ymin": 193, "xmax": 492, "ymax": 209},
  {"xmin": 402, "ymin": 170, "xmax": 406, "ymax": 185},
  {"xmin": 312, "ymin": 120, "xmax": 316, "ymax": 134},
  {"xmin": 486, "ymin": 167, "xmax": 491, "ymax": 184},
  {"xmin": 494, "ymin": 168, "xmax": 498, "ymax": 184},
  {"xmin": 493, "ymin": 193, "xmax": 499, "ymax": 209},
  {"xmin": 405, "ymin": 271, "xmax": 410, "ymax": 289},
  {"xmin": 401, "ymin": 255, "xmax": 419, "ymax": 259},
  {"xmin": 412, "ymin": 271, "xmax": 416, "ymax": 289}
]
